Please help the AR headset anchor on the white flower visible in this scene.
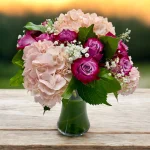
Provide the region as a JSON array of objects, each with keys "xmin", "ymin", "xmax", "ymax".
[{"xmin": 85, "ymin": 53, "xmax": 89, "ymax": 57}]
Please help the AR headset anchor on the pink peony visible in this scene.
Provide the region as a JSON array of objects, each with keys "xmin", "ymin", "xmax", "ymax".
[
  {"xmin": 22, "ymin": 40, "xmax": 71, "ymax": 108},
  {"xmin": 84, "ymin": 38, "xmax": 104, "ymax": 61},
  {"xmin": 71, "ymin": 57, "xmax": 99, "ymax": 84},
  {"xmin": 54, "ymin": 9, "xmax": 115, "ymax": 36},
  {"xmin": 55, "ymin": 29, "xmax": 77, "ymax": 43}
]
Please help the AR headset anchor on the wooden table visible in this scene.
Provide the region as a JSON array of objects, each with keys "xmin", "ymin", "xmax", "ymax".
[{"xmin": 0, "ymin": 89, "xmax": 150, "ymax": 150}]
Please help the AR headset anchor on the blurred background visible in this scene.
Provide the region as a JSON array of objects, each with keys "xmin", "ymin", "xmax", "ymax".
[{"xmin": 0, "ymin": 0, "xmax": 150, "ymax": 89}]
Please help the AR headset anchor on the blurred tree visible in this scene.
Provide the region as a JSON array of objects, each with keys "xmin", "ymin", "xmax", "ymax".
[{"xmin": 0, "ymin": 13, "xmax": 150, "ymax": 63}]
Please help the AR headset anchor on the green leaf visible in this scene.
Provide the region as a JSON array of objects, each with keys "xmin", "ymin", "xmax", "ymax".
[
  {"xmin": 43, "ymin": 106, "xmax": 50, "ymax": 115},
  {"xmin": 98, "ymin": 68, "xmax": 121, "ymax": 93},
  {"xmin": 100, "ymin": 36, "xmax": 120, "ymax": 59},
  {"xmin": 24, "ymin": 22, "xmax": 47, "ymax": 33},
  {"xmin": 76, "ymin": 81, "xmax": 110, "ymax": 105},
  {"xmin": 78, "ymin": 24, "xmax": 97, "ymax": 44},
  {"xmin": 114, "ymin": 92, "xmax": 118, "ymax": 101},
  {"xmin": 10, "ymin": 70, "xmax": 23, "ymax": 86},
  {"xmin": 12, "ymin": 50, "xmax": 24, "ymax": 68},
  {"xmin": 62, "ymin": 98, "xmax": 69, "ymax": 107},
  {"xmin": 62, "ymin": 76, "xmax": 77, "ymax": 99}
]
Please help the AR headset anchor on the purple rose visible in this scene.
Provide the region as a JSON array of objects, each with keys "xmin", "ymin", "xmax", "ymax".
[
  {"xmin": 71, "ymin": 57, "xmax": 99, "ymax": 84},
  {"xmin": 84, "ymin": 38, "xmax": 104, "ymax": 62},
  {"xmin": 119, "ymin": 57, "xmax": 132, "ymax": 75},
  {"xmin": 35, "ymin": 33, "xmax": 50, "ymax": 41},
  {"xmin": 17, "ymin": 31, "xmax": 36, "ymax": 49},
  {"xmin": 106, "ymin": 32, "xmax": 116, "ymax": 38},
  {"xmin": 117, "ymin": 40, "xmax": 128, "ymax": 57},
  {"xmin": 56, "ymin": 29, "xmax": 77, "ymax": 43},
  {"xmin": 106, "ymin": 32, "xmax": 128, "ymax": 58},
  {"xmin": 35, "ymin": 33, "xmax": 55, "ymax": 42},
  {"xmin": 17, "ymin": 30, "xmax": 56, "ymax": 49}
]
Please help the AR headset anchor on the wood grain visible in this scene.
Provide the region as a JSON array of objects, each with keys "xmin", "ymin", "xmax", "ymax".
[{"xmin": 0, "ymin": 89, "xmax": 150, "ymax": 149}]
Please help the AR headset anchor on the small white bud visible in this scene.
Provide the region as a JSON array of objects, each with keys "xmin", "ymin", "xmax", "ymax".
[
  {"xmin": 81, "ymin": 49, "xmax": 86, "ymax": 53},
  {"xmin": 111, "ymin": 61, "xmax": 116, "ymax": 67},
  {"xmin": 105, "ymin": 61, "xmax": 110, "ymax": 69},
  {"xmin": 117, "ymin": 73, "xmax": 122, "ymax": 78},
  {"xmin": 85, "ymin": 53, "xmax": 89, "ymax": 57},
  {"xmin": 73, "ymin": 40, "xmax": 76, "ymax": 43},
  {"xmin": 54, "ymin": 41, "xmax": 58, "ymax": 45},
  {"xmin": 47, "ymin": 27, "xmax": 51, "ymax": 32},
  {"xmin": 108, "ymin": 73, "xmax": 111, "ymax": 76},
  {"xmin": 60, "ymin": 43, "xmax": 64, "ymax": 48},
  {"xmin": 18, "ymin": 35, "xmax": 22, "ymax": 39},
  {"xmin": 69, "ymin": 57, "xmax": 73, "ymax": 62}
]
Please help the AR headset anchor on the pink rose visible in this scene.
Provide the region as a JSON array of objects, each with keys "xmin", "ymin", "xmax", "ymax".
[
  {"xmin": 71, "ymin": 57, "xmax": 99, "ymax": 84},
  {"xmin": 84, "ymin": 38, "xmax": 104, "ymax": 62},
  {"xmin": 55, "ymin": 29, "xmax": 77, "ymax": 43},
  {"xmin": 119, "ymin": 57, "xmax": 132, "ymax": 75}
]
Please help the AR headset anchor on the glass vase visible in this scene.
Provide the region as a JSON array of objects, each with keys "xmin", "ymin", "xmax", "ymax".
[{"xmin": 57, "ymin": 91, "xmax": 90, "ymax": 137}]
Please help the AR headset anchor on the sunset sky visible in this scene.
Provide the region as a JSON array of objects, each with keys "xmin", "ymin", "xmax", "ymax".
[{"xmin": 0, "ymin": 0, "xmax": 150, "ymax": 25}]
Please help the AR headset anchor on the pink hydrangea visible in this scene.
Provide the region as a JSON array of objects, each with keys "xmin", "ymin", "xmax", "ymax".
[
  {"xmin": 22, "ymin": 40, "xmax": 71, "ymax": 108},
  {"xmin": 118, "ymin": 67, "xmax": 140, "ymax": 95},
  {"xmin": 54, "ymin": 9, "xmax": 115, "ymax": 36}
]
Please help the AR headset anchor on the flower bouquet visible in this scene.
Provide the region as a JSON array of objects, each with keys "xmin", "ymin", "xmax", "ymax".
[{"xmin": 10, "ymin": 9, "xmax": 140, "ymax": 136}]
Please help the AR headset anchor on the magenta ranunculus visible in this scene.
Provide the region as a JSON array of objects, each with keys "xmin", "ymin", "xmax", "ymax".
[
  {"xmin": 119, "ymin": 57, "xmax": 132, "ymax": 75},
  {"xmin": 84, "ymin": 38, "xmax": 104, "ymax": 61},
  {"xmin": 56, "ymin": 29, "xmax": 77, "ymax": 42},
  {"xmin": 71, "ymin": 57, "xmax": 100, "ymax": 84},
  {"xmin": 17, "ymin": 31, "xmax": 36, "ymax": 49}
]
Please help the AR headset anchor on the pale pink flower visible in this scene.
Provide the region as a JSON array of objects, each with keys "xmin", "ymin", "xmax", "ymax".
[
  {"xmin": 54, "ymin": 9, "xmax": 115, "ymax": 36},
  {"xmin": 118, "ymin": 67, "xmax": 140, "ymax": 95},
  {"xmin": 22, "ymin": 40, "xmax": 71, "ymax": 108}
]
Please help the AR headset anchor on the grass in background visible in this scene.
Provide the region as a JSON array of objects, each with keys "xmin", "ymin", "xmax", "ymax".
[
  {"xmin": 0, "ymin": 62, "xmax": 149, "ymax": 89},
  {"xmin": 0, "ymin": 62, "xmax": 23, "ymax": 89}
]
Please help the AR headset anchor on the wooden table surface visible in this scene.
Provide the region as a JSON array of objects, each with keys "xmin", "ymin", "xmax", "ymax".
[{"xmin": 0, "ymin": 89, "xmax": 150, "ymax": 150}]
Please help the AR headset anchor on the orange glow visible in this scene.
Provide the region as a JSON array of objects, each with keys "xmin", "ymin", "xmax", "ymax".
[{"xmin": 0, "ymin": 0, "xmax": 150, "ymax": 25}]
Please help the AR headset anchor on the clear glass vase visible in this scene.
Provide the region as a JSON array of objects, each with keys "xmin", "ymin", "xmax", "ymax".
[{"xmin": 57, "ymin": 91, "xmax": 90, "ymax": 137}]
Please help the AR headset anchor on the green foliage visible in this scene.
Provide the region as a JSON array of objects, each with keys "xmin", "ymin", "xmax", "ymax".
[
  {"xmin": 114, "ymin": 92, "xmax": 118, "ymax": 101},
  {"xmin": 77, "ymin": 81, "xmax": 110, "ymax": 105},
  {"xmin": 10, "ymin": 70, "xmax": 23, "ymax": 86},
  {"xmin": 100, "ymin": 36, "xmax": 120, "ymax": 59},
  {"xmin": 43, "ymin": 106, "xmax": 51, "ymax": 115},
  {"xmin": 12, "ymin": 50, "xmax": 24, "ymax": 68},
  {"xmin": 62, "ymin": 77, "xmax": 77, "ymax": 99},
  {"xmin": 78, "ymin": 24, "xmax": 97, "ymax": 44},
  {"xmin": 62, "ymin": 98, "xmax": 69, "ymax": 107},
  {"xmin": 98, "ymin": 68, "xmax": 121, "ymax": 93},
  {"xmin": 10, "ymin": 50, "xmax": 24, "ymax": 87},
  {"xmin": 24, "ymin": 22, "xmax": 47, "ymax": 33},
  {"xmin": 67, "ymin": 68, "xmax": 121, "ymax": 106}
]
